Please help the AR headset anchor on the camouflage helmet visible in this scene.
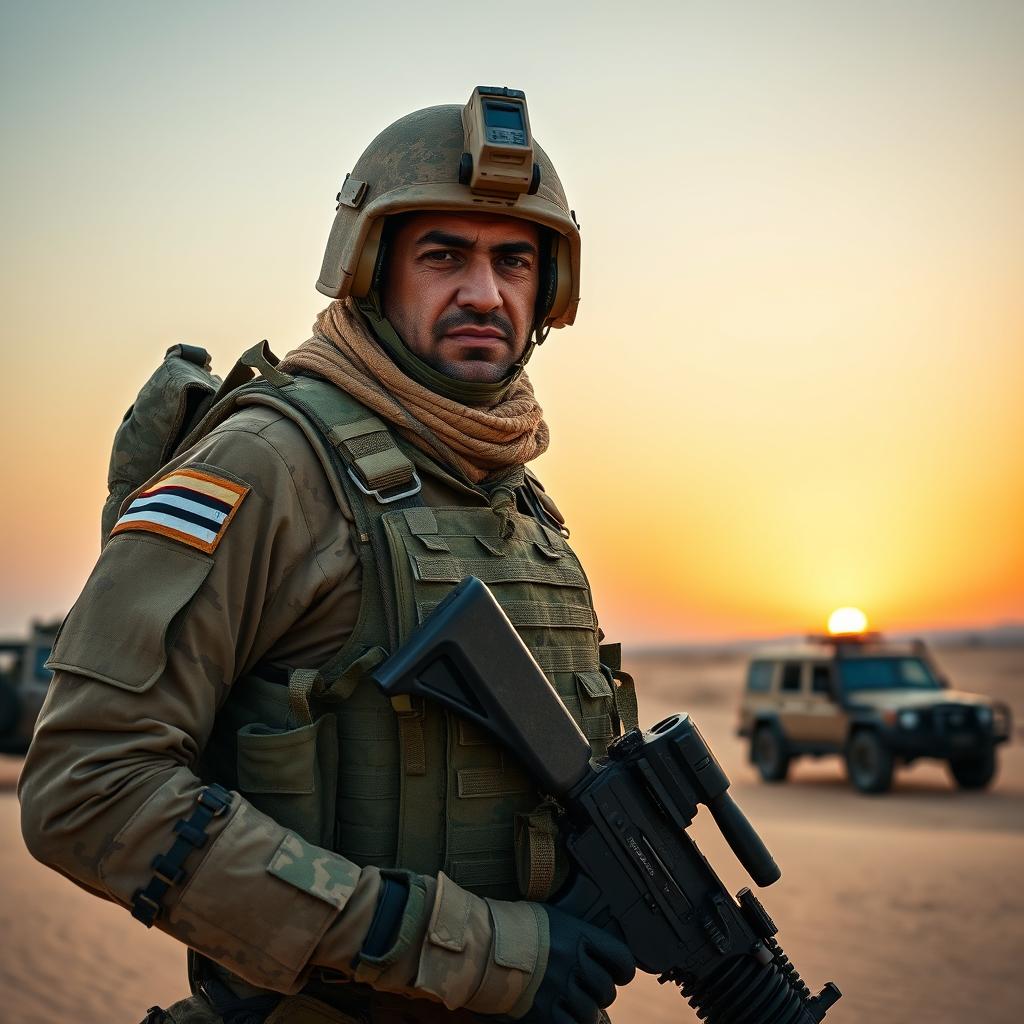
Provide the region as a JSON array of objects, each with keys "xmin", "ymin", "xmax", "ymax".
[{"xmin": 316, "ymin": 88, "xmax": 581, "ymax": 330}]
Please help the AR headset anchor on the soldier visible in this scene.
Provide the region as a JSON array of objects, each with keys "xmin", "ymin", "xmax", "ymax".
[{"xmin": 19, "ymin": 89, "xmax": 637, "ymax": 1024}]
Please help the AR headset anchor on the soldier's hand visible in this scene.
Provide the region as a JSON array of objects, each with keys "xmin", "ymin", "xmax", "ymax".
[{"xmin": 510, "ymin": 905, "xmax": 635, "ymax": 1024}]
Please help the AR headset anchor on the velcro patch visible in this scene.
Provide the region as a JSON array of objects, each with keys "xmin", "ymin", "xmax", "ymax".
[{"xmin": 111, "ymin": 467, "xmax": 249, "ymax": 554}]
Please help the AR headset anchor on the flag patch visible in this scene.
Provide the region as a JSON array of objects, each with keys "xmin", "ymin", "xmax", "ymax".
[{"xmin": 111, "ymin": 468, "xmax": 250, "ymax": 554}]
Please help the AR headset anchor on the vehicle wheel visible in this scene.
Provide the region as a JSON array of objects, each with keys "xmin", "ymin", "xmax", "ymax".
[
  {"xmin": 0, "ymin": 679, "xmax": 20, "ymax": 736},
  {"xmin": 949, "ymin": 747, "xmax": 997, "ymax": 790},
  {"xmin": 752, "ymin": 724, "xmax": 791, "ymax": 782},
  {"xmin": 845, "ymin": 730, "xmax": 893, "ymax": 794}
]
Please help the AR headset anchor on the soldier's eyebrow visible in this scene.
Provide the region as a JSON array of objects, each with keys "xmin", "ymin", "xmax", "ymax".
[
  {"xmin": 416, "ymin": 230, "xmax": 474, "ymax": 249},
  {"xmin": 415, "ymin": 230, "xmax": 538, "ymax": 257},
  {"xmin": 491, "ymin": 241, "xmax": 538, "ymax": 257}
]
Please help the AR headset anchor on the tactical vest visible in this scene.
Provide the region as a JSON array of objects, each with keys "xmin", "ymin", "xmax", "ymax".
[{"xmin": 195, "ymin": 371, "xmax": 638, "ymax": 903}]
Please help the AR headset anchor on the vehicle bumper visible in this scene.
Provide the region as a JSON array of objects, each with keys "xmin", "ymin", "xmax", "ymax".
[
  {"xmin": 879, "ymin": 700, "xmax": 1011, "ymax": 758},
  {"xmin": 883, "ymin": 731, "xmax": 1001, "ymax": 759}
]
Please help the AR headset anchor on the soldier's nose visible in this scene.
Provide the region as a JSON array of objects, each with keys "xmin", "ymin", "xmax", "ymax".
[{"xmin": 456, "ymin": 263, "xmax": 502, "ymax": 312}]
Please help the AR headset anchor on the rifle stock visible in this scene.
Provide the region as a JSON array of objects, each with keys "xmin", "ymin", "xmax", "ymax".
[{"xmin": 371, "ymin": 575, "xmax": 592, "ymax": 796}]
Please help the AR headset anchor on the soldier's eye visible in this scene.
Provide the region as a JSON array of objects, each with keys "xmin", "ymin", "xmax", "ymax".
[{"xmin": 423, "ymin": 249, "xmax": 460, "ymax": 263}]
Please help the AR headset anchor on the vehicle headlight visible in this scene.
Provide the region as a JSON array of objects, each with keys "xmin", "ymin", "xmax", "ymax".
[
  {"xmin": 976, "ymin": 706, "xmax": 992, "ymax": 726},
  {"xmin": 898, "ymin": 710, "xmax": 920, "ymax": 729}
]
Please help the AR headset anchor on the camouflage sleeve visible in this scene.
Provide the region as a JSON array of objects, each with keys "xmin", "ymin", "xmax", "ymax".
[
  {"xmin": 18, "ymin": 407, "xmax": 373, "ymax": 992},
  {"xmin": 309, "ymin": 868, "xmax": 549, "ymax": 1016}
]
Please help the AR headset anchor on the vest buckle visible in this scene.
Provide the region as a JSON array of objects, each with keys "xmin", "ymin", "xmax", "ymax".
[{"xmin": 347, "ymin": 465, "xmax": 422, "ymax": 504}]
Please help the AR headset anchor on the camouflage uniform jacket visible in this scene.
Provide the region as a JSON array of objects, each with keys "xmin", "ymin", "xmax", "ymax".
[{"xmin": 17, "ymin": 395, "xmax": 624, "ymax": 1013}]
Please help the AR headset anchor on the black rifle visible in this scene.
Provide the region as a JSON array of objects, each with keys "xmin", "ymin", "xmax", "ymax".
[{"xmin": 372, "ymin": 577, "xmax": 841, "ymax": 1024}]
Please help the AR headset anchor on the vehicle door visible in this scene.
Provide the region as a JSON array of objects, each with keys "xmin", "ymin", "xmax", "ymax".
[
  {"xmin": 740, "ymin": 659, "xmax": 775, "ymax": 736},
  {"xmin": 799, "ymin": 662, "xmax": 847, "ymax": 746},
  {"xmin": 776, "ymin": 660, "xmax": 807, "ymax": 741}
]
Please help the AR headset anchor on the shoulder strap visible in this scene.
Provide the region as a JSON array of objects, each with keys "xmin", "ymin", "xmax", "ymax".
[
  {"xmin": 518, "ymin": 469, "xmax": 570, "ymax": 539},
  {"xmin": 279, "ymin": 377, "xmax": 421, "ymax": 505},
  {"xmin": 246, "ymin": 377, "xmax": 432, "ymax": 792},
  {"xmin": 234, "ymin": 375, "xmax": 426, "ymax": 652},
  {"xmin": 180, "ymin": 347, "xmax": 421, "ymax": 522},
  {"xmin": 177, "ymin": 344, "xmax": 425, "ymax": 649}
]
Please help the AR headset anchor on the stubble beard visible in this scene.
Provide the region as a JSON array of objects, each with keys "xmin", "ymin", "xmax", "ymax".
[{"xmin": 425, "ymin": 309, "xmax": 525, "ymax": 383}]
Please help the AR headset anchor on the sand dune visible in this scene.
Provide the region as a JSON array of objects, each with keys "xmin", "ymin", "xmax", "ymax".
[{"xmin": 1, "ymin": 646, "xmax": 1021, "ymax": 1022}]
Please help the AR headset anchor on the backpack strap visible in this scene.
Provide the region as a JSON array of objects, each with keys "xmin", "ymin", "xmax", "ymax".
[{"xmin": 206, "ymin": 339, "xmax": 293, "ymax": 409}]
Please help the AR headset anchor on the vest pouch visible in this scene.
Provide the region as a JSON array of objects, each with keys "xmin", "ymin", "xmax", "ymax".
[
  {"xmin": 236, "ymin": 715, "xmax": 338, "ymax": 848},
  {"xmin": 573, "ymin": 671, "xmax": 617, "ymax": 750}
]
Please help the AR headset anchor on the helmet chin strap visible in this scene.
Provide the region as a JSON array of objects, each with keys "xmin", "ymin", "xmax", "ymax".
[{"xmin": 356, "ymin": 292, "xmax": 538, "ymax": 407}]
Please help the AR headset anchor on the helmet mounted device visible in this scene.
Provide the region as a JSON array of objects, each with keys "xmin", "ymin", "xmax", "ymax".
[{"xmin": 458, "ymin": 86, "xmax": 541, "ymax": 199}]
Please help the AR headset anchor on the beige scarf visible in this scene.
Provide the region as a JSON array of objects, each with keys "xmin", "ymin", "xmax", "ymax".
[{"xmin": 279, "ymin": 300, "xmax": 549, "ymax": 484}]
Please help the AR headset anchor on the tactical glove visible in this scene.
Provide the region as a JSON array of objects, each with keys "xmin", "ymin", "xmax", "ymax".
[{"xmin": 514, "ymin": 904, "xmax": 635, "ymax": 1024}]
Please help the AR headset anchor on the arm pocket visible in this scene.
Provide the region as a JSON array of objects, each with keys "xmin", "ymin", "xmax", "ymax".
[
  {"xmin": 46, "ymin": 535, "xmax": 213, "ymax": 692},
  {"xmin": 237, "ymin": 715, "xmax": 338, "ymax": 848}
]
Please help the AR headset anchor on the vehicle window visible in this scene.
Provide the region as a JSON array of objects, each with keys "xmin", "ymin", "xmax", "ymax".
[
  {"xmin": 780, "ymin": 662, "xmax": 802, "ymax": 692},
  {"xmin": 811, "ymin": 665, "xmax": 832, "ymax": 694},
  {"xmin": 0, "ymin": 649, "xmax": 22, "ymax": 683},
  {"xmin": 900, "ymin": 659, "xmax": 933, "ymax": 686},
  {"xmin": 0, "ymin": 650, "xmax": 16, "ymax": 681},
  {"xmin": 839, "ymin": 657, "xmax": 942, "ymax": 692},
  {"xmin": 746, "ymin": 661, "xmax": 774, "ymax": 692}
]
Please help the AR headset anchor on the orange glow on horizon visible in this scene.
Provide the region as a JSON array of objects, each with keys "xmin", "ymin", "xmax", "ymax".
[{"xmin": 1, "ymin": 4, "xmax": 1022, "ymax": 643}]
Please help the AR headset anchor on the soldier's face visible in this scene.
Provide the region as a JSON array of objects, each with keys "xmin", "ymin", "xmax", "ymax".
[{"xmin": 382, "ymin": 212, "xmax": 541, "ymax": 384}]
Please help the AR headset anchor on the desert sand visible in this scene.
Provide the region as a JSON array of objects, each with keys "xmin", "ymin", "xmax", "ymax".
[{"xmin": 1, "ymin": 645, "xmax": 1021, "ymax": 1023}]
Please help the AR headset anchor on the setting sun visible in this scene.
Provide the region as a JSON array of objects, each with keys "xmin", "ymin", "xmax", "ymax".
[{"xmin": 828, "ymin": 607, "xmax": 869, "ymax": 636}]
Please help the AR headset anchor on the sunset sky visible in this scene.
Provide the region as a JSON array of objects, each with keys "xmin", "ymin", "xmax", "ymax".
[{"xmin": 1, "ymin": 1, "xmax": 1022, "ymax": 642}]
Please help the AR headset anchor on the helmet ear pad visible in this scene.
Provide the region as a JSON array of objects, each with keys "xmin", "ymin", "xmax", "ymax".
[
  {"xmin": 546, "ymin": 233, "xmax": 571, "ymax": 328},
  {"xmin": 351, "ymin": 218, "xmax": 385, "ymax": 298},
  {"xmin": 533, "ymin": 229, "xmax": 560, "ymax": 332}
]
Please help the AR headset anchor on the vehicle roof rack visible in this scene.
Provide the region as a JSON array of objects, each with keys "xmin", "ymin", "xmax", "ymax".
[
  {"xmin": 802, "ymin": 632, "xmax": 930, "ymax": 658},
  {"xmin": 804, "ymin": 631, "xmax": 883, "ymax": 646}
]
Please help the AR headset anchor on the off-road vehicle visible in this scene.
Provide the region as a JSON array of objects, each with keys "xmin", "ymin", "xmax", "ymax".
[
  {"xmin": 0, "ymin": 621, "xmax": 58, "ymax": 755},
  {"xmin": 737, "ymin": 634, "xmax": 1012, "ymax": 793}
]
